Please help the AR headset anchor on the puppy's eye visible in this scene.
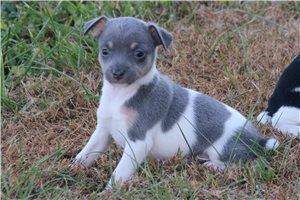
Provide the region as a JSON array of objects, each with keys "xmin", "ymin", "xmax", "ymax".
[
  {"xmin": 101, "ymin": 48, "xmax": 110, "ymax": 56},
  {"xmin": 134, "ymin": 50, "xmax": 145, "ymax": 59}
]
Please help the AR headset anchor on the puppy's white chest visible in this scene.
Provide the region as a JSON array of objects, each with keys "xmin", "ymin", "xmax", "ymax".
[
  {"xmin": 98, "ymin": 84, "xmax": 138, "ymax": 148},
  {"xmin": 98, "ymin": 103, "xmax": 128, "ymax": 148},
  {"xmin": 110, "ymin": 117, "xmax": 128, "ymax": 148}
]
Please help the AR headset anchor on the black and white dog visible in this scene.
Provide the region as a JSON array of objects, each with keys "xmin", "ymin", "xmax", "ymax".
[
  {"xmin": 72, "ymin": 16, "xmax": 279, "ymax": 190},
  {"xmin": 257, "ymin": 53, "xmax": 300, "ymax": 137}
]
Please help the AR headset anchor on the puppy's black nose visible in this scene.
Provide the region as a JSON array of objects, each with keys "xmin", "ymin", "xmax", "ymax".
[{"xmin": 112, "ymin": 69, "xmax": 125, "ymax": 80}]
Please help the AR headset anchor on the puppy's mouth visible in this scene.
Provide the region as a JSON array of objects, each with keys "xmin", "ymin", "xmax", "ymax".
[
  {"xmin": 108, "ymin": 78, "xmax": 127, "ymax": 84},
  {"xmin": 113, "ymin": 76, "xmax": 124, "ymax": 81},
  {"xmin": 105, "ymin": 70, "xmax": 137, "ymax": 85},
  {"xmin": 105, "ymin": 75, "xmax": 134, "ymax": 85}
]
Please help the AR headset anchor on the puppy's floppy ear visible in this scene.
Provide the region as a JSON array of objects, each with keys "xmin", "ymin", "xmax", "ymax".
[
  {"xmin": 148, "ymin": 23, "xmax": 173, "ymax": 50},
  {"xmin": 84, "ymin": 16, "xmax": 109, "ymax": 38}
]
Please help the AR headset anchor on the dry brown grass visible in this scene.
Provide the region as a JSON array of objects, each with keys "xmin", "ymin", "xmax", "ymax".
[{"xmin": 2, "ymin": 2, "xmax": 300, "ymax": 199}]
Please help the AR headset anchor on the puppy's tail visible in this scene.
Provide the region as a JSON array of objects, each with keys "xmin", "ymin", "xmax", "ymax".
[{"xmin": 260, "ymin": 137, "xmax": 280, "ymax": 151}]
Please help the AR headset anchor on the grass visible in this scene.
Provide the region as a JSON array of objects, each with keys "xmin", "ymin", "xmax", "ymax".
[{"xmin": 1, "ymin": 1, "xmax": 300, "ymax": 199}]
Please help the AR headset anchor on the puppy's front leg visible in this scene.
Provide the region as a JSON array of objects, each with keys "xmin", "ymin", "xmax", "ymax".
[
  {"xmin": 72, "ymin": 123, "xmax": 110, "ymax": 167},
  {"xmin": 106, "ymin": 139, "xmax": 152, "ymax": 189}
]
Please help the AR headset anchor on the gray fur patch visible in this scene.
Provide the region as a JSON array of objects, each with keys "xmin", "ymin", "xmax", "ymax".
[
  {"xmin": 219, "ymin": 123, "xmax": 267, "ymax": 162},
  {"xmin": 161, "ymin": 84, "xmax": 189, "ymax": 132},
  {"xmin": 126, "ymin": 75, "xmax": 189, "ymax": 141},
  {"xmin": 192, "ymin": 94, "xmax": 231, "ymax": 154},
  {"xmin": 126, "ymin": 76, "xmax": 172, "ymax": 141}
]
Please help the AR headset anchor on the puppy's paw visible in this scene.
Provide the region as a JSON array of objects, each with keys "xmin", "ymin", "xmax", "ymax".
[
  {"xmin": 203, "ymin": 161, "xmax": 226, "ymax": 171},
  {"xmin": 257, "ymin": 111, "xmax": 272, "ymax": 124},
  {"xmin": 97, "ymin": 186, "xmax": 111, "ymax": 196},
  {"xmin": 70, "ymin": 158, "xmax": 83, "ymax": 169},
  {"xmin": 97, "ymin": 182, "xmax": 115, "ymax": 196},
  {"xmin": 70, "ymin": 151, "xmax": 92, "ymax": 168},
  {"xmin": 274, "ymin": 124, "xmax": 300, "ymax": 138}
]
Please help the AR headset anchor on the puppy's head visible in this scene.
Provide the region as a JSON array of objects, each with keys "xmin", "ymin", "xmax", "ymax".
[{"xmin": 84, "ymin": 16, "xmax": 172, "ymax": 85}]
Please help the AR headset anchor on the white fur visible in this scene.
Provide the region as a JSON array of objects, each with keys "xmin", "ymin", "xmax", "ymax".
[
  {"xmin": 203, "ymin": 161, "xmax": 225, "ymax": 171},
  {"xmin": 265, "ymin": 138, "xmax": 280, "ymax": 150},
  {"xmin": 271, "ymin": 106, "xmax": 300, "ymax": 137},
  {"xmin": 106, "ymin": 138, "xmax": 152, "ymax": 189},
  {"xmin": 257, "ymin": 111, "xmax": 272, "ymax": 124},
  {"xmin": 292, "ymin": 87, "xmax": 300, "ymax": 93},
  {"xmin": 73, "ymin": 122, "xmax": 110, "ymax": 167}
]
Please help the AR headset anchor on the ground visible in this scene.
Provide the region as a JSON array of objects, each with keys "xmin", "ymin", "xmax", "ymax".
[{"xmin": 1, "ymin": 1, "xmax": 300, "ymax": 199}]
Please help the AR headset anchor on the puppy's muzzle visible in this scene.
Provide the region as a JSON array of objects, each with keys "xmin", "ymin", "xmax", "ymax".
[{"xmin": 112, "ymin": 68, "xmax": 125, "ymax": 80}]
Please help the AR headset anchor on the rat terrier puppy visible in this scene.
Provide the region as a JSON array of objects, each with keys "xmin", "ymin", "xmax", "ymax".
[
  {"xmin": 257, "ymin": 53, "xmax": 300, "ymax": 137},
  {"xmin": 73, "ymin": 16, "xmax": 279, "ymax": 189}
]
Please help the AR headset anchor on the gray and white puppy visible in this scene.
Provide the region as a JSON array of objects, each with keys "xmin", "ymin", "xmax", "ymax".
[{"xmin": 73, "ymin": 16, "xmax": 279, "ymax": 189}]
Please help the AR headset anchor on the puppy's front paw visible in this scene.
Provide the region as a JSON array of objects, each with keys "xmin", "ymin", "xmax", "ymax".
[
  {"xmin": 71, "ymin": 151, "xmax": 92, "ymax": 168},
  {"xmin": 257, "ymin": 111, "xmax": 272, "ymax": 124},
  {"xmin": 97, "ymin": 187, "xmax": 111, "ymax": 196},
  {"xmin": 275, "ymin": 125, "xmax": 300, "ymax": 138},
  {"xmin": 96, "ymin": 183, "xmax": 114, "ymax": 196},
  {"xmin": 70, "ymin": 157, "xmax": 83, "ymax": 169},
  {"xmin": 203, "ymin": 161, "xmax": 226, "ymax": 171}
]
